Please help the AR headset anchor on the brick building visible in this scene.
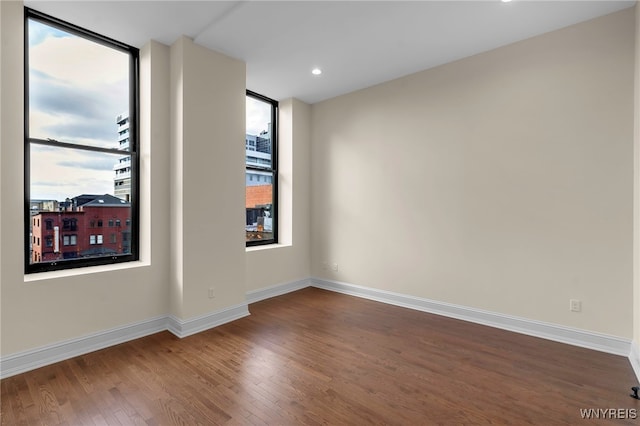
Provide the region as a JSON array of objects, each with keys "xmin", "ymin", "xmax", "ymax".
[
  {"xmin": 245, "ymin": 184, "xmax": 273, "ymax": 241},
  {"xmin": 31, "ymin": 194, "xmax": 131, "ymax": 264},
  {"xmin": 245, "ymin": 184, "xmax": 272, "ymax": 210},
  {"xmin": 246, "ymin": 184, "xmax": 273, "ymax": 225}
]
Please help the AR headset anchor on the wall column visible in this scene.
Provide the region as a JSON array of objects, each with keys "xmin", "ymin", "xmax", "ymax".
[{"xmin": 169, "ymin": 37, "xmax": 247, "ymax": 332}]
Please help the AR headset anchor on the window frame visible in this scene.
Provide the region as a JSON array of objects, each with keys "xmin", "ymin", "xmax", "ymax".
[
  {"xmin": 245, "ymin": 90, "xmax": 278, "ymax": 247},
  {"xmin": 24, "ymin": 7, "xmax": 140, "ymax": 274}
]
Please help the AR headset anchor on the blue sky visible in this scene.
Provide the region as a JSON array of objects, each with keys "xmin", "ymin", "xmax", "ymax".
[{"xmin": 28, "ymin": 19, "xmax": 67, "ymax": 46}]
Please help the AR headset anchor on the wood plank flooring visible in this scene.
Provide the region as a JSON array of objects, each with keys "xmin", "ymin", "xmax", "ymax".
[{"xmin": 2, "ymin": 287, "xmax": 639, "ymax": 425}]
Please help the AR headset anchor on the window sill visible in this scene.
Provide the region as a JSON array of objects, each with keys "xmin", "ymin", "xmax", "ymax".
[
  {"xmin": 24, "ymin": 260, "xmax": 150, "ymax": 283},
  {"xmin": 246, "ymin": 243, "xmax": 291, "ymax": 253}
]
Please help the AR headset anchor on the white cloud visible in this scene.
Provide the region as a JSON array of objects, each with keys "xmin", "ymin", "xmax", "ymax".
[
  {"xmin": 30, "ymin": 35, "xmax": 128, "ymax": 88},
  {"xmin": 28, "ymin": 18, "xmax": 130, "ymax": 201},
  {"xmin": 246, "ymin": 96, "xmax": 272, "ymax": 136},
  {"xmin": 31, "ymin": 145, "xmax": 118, "ymax": 200}
]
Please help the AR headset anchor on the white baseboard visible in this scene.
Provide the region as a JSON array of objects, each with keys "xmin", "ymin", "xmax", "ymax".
[
  {"xmin": 631, "ymin": 341, "xmax": 640, "ymax": 383},
  {"xmin": 2, "ymin": 277, "xmax": 634, "ymax": 380},
  {"xmin": 0, "ymin": 315, "xmax": 167, "ymax": 379},
  {"xmin": 311, "ymin": 277, "xmax": 632, "ymax": 357},
  {"xmin": 167, "ymin": 303, "xmax": 250, "ymax": 338},
  {"xmin": 1, "ymin": 303, "xmax": 250, "ymax": 379},
  {"xmin": 246, "ymin": 278, "xmax": 311, "ymax": 304}
]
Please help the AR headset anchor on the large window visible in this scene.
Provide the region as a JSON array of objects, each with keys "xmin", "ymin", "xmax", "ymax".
[
  {"xmin": 246, "ymin": 91, "xmax": 278, "ymax": 246},
  {"xmin": 25, "ymin": 8, "xmax": 139, "ymax": 273}
]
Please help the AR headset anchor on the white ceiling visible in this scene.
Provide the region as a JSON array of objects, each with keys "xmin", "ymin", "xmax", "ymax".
[{"xmin": 25, "ymin": 1, "xmax": 636, "ymax": 104}]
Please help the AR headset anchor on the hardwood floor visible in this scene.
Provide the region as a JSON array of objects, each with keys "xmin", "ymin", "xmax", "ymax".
[{"xmin": 2, "ymin": 287, "xmax": 638, "ymax": 425}]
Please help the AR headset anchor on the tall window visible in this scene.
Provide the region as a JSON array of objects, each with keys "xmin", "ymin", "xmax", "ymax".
[
  {"xmin": 246, "ymin": 91, "xmax": 278, "ymax": 246},
  {"xmin": 25, "ymin": 8, "xmax": 139, "ymax": 273}
]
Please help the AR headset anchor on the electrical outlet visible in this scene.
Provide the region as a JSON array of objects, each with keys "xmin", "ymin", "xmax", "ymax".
[
  {"xmin": 569, "ymin": 299, "xmax": 581, "ymax": 312},
  {"xmin": 331, "ymin": 263, "xmax": 339, "ymax": 271},
  {"xmin": 208, "ymin": 287, "xmax": 215, "ymax": 299}
]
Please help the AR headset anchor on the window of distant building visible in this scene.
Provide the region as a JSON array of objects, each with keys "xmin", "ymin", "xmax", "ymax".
[
  {"xmin": 245, "ymin": 91, "xmax": 278, "ymax": 246},
  {"xmin": 62, "ymin": 218, "xmax": 78, "ymax": 231},
  {"xmin": 25, "ymin": 8, "xmax": 139, "ymax": 273},
  {"xmin": 63, "ymin": 235, "xmax": 77, "ymax": 246}
]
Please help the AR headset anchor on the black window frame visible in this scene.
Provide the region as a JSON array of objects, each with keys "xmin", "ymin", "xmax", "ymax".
[
  {"xmin": 24, "ymin": 7, "xmax": 140, "ymax": 274},
  {"xmin": 245, "ymin": 90, "xmax": 278, "ymax": 247}
]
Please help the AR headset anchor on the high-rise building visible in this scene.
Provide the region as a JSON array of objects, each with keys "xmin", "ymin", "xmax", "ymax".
[
  {"xmin": 245, "ymin": 122, "xmax": 274, "ymax": 239},
  {"xmin": 245, "ymin": 123, "xmax": 273, "ymax": 187},
  {"xmin": 114, "ymin": 112, "xmax": 132, "ymax": 201}
]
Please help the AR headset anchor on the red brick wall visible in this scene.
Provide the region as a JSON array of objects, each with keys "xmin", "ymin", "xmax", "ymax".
[
  {"xmin": 30, "ymin": 206, "xmax": 131, "ymax": 264},
  {"xmin": 246, "ymin": 185, "xmax": 272, "ymax": 208}
]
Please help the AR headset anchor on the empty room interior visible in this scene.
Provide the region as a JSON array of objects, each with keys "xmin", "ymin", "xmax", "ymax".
[{"xmin": 3, "ymin": 0, "xmax": 640, "ymax": 424}]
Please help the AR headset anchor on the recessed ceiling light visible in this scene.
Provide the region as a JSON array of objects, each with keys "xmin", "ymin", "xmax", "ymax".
[
  {"xmin": 501, "ymin": 0, "xmax": 512, "ymax": 2},
  {"xmin": 312, "ymin": 68, "xmax": 322, "ymax": 76}
]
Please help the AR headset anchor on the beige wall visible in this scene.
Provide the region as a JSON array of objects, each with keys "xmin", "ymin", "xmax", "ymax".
[
  {"xmin": 245, "ymin": 98, "xmax": 312, "ymax": 292},
  {"xmin": 170, "ymin": 36, "xmax": 247, "ymax": 319},
  {"xmin": 0, "ymin": 2, "xmax": 171, "ymax": 355},
  {"xmin": 311, "ymin": 9, "xmax": 635, "ymax": 337},
  {"xmin": 169, "ymin": 37, "xmax": 185, "ymax": 319},
  {"xmin": 634, "ymin": 3, "xmax": 640, "ymax": 346}
]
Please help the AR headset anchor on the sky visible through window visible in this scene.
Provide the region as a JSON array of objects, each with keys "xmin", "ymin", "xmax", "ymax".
[
  {"xmin": 246, "ymin": 96, "xmax": 271, "ymax": 137},
  {"xmin": 29, "ymin": 18, "xmax": 272, "ymax": 202},
  {"xmin": 28, "ymin": 19, "xmax": 129, "ymax": 201}
]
